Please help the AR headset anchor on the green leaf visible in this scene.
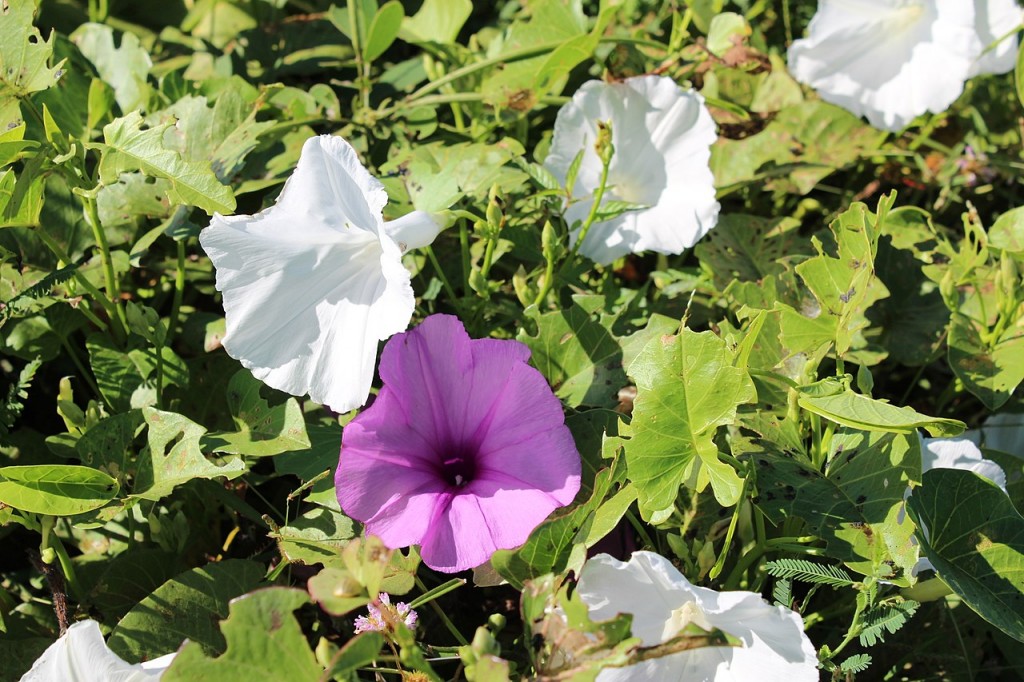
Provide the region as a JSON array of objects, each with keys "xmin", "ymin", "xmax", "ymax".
[
  {"xmin": 712, "ymin": 101, "xmax": 885, "ymax": 194},
  {"xmin": 108, "ymin": 559, "xmax": 264, "ymax": 661},
  {"xmin": 858, "ymin": 601, "xmax": 918, "ymax": 647},
  {"xmin": 363, "ymin": 1, "xmax": 403, "ymax": 61},
  {"xmin": 202, "ymin": 370, "xmax": 311, "ymax": 457},
  {"xmin": 990, "ymin": 206, "xmax": 1024, "ymax": 254},
  {"xmin": 96, "ymin": 172, "xmax": 172, "ymax": 228},
  {"xmin": 948, "ymin": 312, "xmax": 1024, "ymax": 411},
  {"xmin": 756, "ymin": 430, "xmax": 921, "ymax": 581},
  {"xmin": 907, "ymin": 468, "xmax": 1024, "ymax": 642},
  {"xmin": 0, "ymin": 464, "xmax": 118, "ymax": 515},
  {"xmin": 380, "ymin": 139, "xmax": 525, "ymax": 212},
  {"xmin": 793, "ymin": 197, "xmax": 892, "ymax": 359},
  {"xmin": 86, "ymin": 334, "xmax": 190, "ymax": 412},
  {"xmin": 324, "ymin": 632, "xmax": 385, "ymax": 678},
  {"xmin": 0, "ymin": 0, "xmax": 65, "ymax": 99},
  {"xmin": 74, "ymin": 409, "xmax": 146, "ymax": 473},
  {"xmin": 131, "ymin": 407, "xmax": 247, "ymax": 501},
  {"xmin": 271, "ymin": 504, "xmax": 355, "ymax": 568},
  {"xmin": 624, "ymin": 327, "xmax": 755, "ymax": 517},
  {"xmin": 764, "ymin": 558, "xmax": 856, "ymax": 588},
  {"xmin": 71, "ymin": 23, "xmax": 151, "ymax": 114},
  {"xmin": 518, "ymin": 297, "xmax": 625, "ymax": 409},
  {"xmin": 162, "ymin": 587, "xmax": 321, "ymax": 681},
  {"xmin": 706, "ymin": 12, "xmax": 749, "ymax": 57},
  {"xmin": 399, "ymin": 0, "xmax": 472, "ymax": 44},
  {"xmin": 479, "ymin": 0, "xmax": 588, "ymax": 108},
  {"xmin": 1016, "ymin": 39, "xmax": 1024, "ymax": 110},
  {"xmin": 95, "ymin": 111, "xmax": 235, "ymax": 215},
  {"xmin": 796, "ymin": 376, "xmax": 964, "ymax": 437}
]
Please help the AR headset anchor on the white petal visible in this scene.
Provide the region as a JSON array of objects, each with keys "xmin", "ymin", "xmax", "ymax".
[
  {"xmin": 788, "ymin": 0, "xmax": 982, "ymax": 131},
  {"xmin": 200, "ymin": 135, "xmax": 415, "ymax": 413},
  {"xmin": 921, "ymin": 436, "xmax": 1007, "ymax": 492},
  {"xmin": 978, "ymin": 412, "xmax": 1024, "ymax": 457},
  {"xmin": 20, "ymin": 621, "xmax": 175, "ymax": 682},
  {"xmin": 382, "ymin": 210, "xmax": 444, "ymax": 252},
  {"xmin": 579, "ymin": 552, "xmax": 818, "ymax": 682},
  {"xmin": 969, "ymin": 0, "xmax": 1022, "ymax": 77},
  {"xmin": 544, "ymin": 76, "xmax": 720, "ymax": 265}
]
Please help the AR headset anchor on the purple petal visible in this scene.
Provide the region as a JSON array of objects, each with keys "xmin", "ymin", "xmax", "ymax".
[{"xmin": 420, "ymin": 484, "xmax": 567, "ymax": 572}]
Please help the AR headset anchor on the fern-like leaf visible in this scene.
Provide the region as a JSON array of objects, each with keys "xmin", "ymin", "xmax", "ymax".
[
  {"xmin": 858, "ymin": 600, "xmax": 918, "ymax": 647},
  {"xmin": 0, "ymin": 357, "xmax": 42, "ymax": 435},
  {"xmin": 773, "ymin": 577, "xmax": 793, "ymax": 608},
  {"xmin": 840, "ymin": 653, "xmax": 872, "ymax": 675},
  {"xmin": 0, "ymin": 262, "xmax": 80, "ymax": 324},
  {"xmin": 764, "ymin": 558, "xmax": 856, "ymax": 588}
]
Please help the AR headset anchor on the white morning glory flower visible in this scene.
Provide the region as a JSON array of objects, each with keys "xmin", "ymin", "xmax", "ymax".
[
  {"xmin": 544, "ymin": 75, "xmax": 720, "ymax": 265},
  {"xmin": 200, "ymin": 135, "xmax": 442, "ymax": 413},
  {"xmin": 20, "ymin": 620, "xmax": 177, "ymax": 682},
  {"xmin": 576, "ymin": 552, "xmax": 819, "ymax": 681},
  {"xmin": 787, "ymin": 0, "xmax": 1023, "ymax": 132}
]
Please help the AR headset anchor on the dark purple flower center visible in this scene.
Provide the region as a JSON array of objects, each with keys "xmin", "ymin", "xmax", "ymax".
[{"xmin": 438, "ymin": 446, "xmax": 479, "ymax": 488}]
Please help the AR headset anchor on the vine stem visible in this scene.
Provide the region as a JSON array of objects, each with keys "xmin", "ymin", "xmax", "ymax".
[{"xmin": 82, "ymin": 192, "xmax": 129, "ymax": 340}]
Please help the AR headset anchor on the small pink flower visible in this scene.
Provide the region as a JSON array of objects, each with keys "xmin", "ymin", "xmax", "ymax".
[{"xmin": 354, "ymin": 593, "xmax": 418, "ymax": 634}]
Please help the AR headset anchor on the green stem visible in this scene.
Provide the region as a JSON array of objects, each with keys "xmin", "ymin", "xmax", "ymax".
[
  {"xmin": 424, "ymin": 246, "xmax": 458, "ymax": 302},
  {"xmin": 165, "ymin": 239, "xmax": 187, "ymax": 349},
  {"xmin": 709, "ymin": 480, "xmax": 749, "ymax": 580},
  {"xmin": 414, "ymin": 576, "xmax": 468, "ymax": 645},
  {"xmin": 408, "ymin": 578, "xmax": 465, "ymax": 609},
  {"xmin": 83, "ymin": 193, "xmax": 128, "ymax": 339},
  {"xmin": 47, "ymin": 527, "xmax": 82, "ymax": 601},
  {"xmin": 723, "ymin": 542, "xmax": 766, "ymax": 590},
  {"xmin": 58, "ymin": 336, "xmax": 101, "ymax": 398},
  {"xmin": 34, "ymin": 229, "xmax": 117, "ymax": 334}
]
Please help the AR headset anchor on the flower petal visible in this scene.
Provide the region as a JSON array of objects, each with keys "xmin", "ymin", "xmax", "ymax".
[
  {"xmin": 969, "ymin": 0, "xmax": 1022, "ymax": 77},
  {"xmin": 200, "ymin": 135, "xmax": 414, "ymax": 412},
  {"xmin": 921, "ymin": 436, "xmax": 1007, "ymax": 492},
  {"xmin": 21, "ymin": 620, "xmax": 174, "ymax": 682},
  {"xmin": 545, "ymin": 76, "xmax": 719, "ymax": 264},
  {"xmin": 382, "ymin": 210, "xmax": 444, "ymax": 252},
  {"xmin": 787, "ymin": 0, "xmax": 981, "ymax": 130},
  {"xmin": 418, "ymin": 484, "xmax": 571, "ymax": 572},
  {"xmin": 579, "ymin": 553, "xmax": 818, "ymax": 682}
]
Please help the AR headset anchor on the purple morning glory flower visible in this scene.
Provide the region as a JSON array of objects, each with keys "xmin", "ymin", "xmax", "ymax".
[{"xmin": 336, "ymin": 314, "xmax": 582, "ymax": 573}]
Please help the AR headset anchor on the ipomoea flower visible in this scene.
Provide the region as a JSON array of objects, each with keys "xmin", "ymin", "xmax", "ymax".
[
  {"xmin": 788, "ymin": 0, "xmax": 1023, "ymax": 131},
  {"xmin": 20, "ymin": 620, "xmax": 177, "ymax": 682},
  {"xmin": 576, "ymin": 552, "xmax": 819, "ymax": 681},
  {"xmin": 200, "ymin": 135, "xmax": 442, "ymax": 413},
  {"xmin": 335, "ymin": 314, "xmax": 581, "ymax": 573},
  {"xmin": 544, "ymin": 75, "xmax": 720, "ymax": 265}
]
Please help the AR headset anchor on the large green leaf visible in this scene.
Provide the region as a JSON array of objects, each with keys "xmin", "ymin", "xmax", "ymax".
[
  {"xmin": 796, "ymin": 377, "xmax": 964, "ymax": 437},
  {"xmin": 793, "ymin": 197, "xmax": 892, "ymax": 359},
  {"xmin": 202, "ymin": 370, "xmax": 311, "ymax": 457},
  {"xmin": 756, "ymin": 430, "xmax": 920, "ymax": 581},
  {"xmin": 907, "ymin": 468, "xmax": 1024, "ymax": 642},
  {"xmin": 0, "ymin": 464, "xmax": 117, "ymax": 515},
  {"xmin": 270, "ymin": 504, "xmax": 355, "ymax": 568},
  {"xmin": 624, "ymin": 327, "xmax": 755, "ymax": 517},
  {"xmin": 948, "ymin": 312, "xmax": 1024, "ymax": 411},
  {"xmin": 95, "ymin": 111, "xmax": 235, "ymax": 215},
  {"xmin": 162, "ymin": 588, "xmax": 322, "ymax": 681},
  {"xmin": 712, "ymin": 101, "xmax": 885, "ymax": 193},
  {"xmin": 71, "ymin": 23, "xmax": 151, "ymax": 114},
  {"xmin": 399, "ymin": 0, "xmax": 472, "ymax": 44},
  {"xmin": 363, "ymin": 1, "xmax": 404, "ymax": 62},
  {"xmin": 0, "ymin": 0, "xmax": 64, "ymax": 99},
  {"xmin": 131, "ymin": 407, "xmax": 246, "ymax": 501},
  {"xmin": 107, "ymin": 559, "xmax": 264, "ymax": 661},
  {"xmin": 479, "ymin": 0, "xmax": 589, "ymax": 108},
  {"xmin": 518, "ymin": 297, "xmax": 625, "ymax": 409}
]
